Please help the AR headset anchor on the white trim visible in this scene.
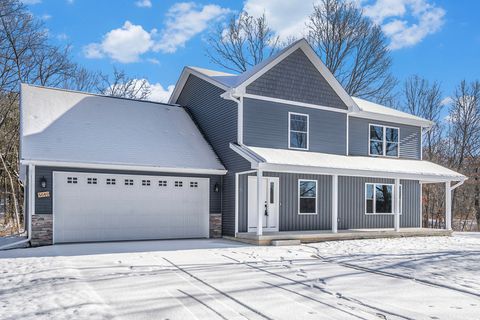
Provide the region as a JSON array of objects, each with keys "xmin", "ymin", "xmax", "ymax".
[
  {"xmin": 346, "ymin": 114, "xmax": 349, "ymax": 155},
  {"xmin": 445, "ymin": 181, "xmax": 452, "ymax": 230},
  {"xmin": 288, "ymin": 112, "xmax": 309, "ymax": 150},
  {"xmin": 331, "ymin": 175, "xmax": 338, "ymax": 233},
  {"xmin": 368, "ymin": 124, "xmax": 400, "ymax": 158},
  {"xmin": 52, "ymin": 171, "xmax": 56, "ymax": 244},
  {"xmin": 298, "ymin": 179, "xmax": 318, "ymax": 215},
  {"xmin": 394, "ymin": 178, "xmax": 401, "ymax": 231},
  {"xmin": 419, "ymin": 181, "xmax": 423, "ymax": 227},
  {"xmin": 236, "ymin": 40, "xmax": 359, "ymax": 112},
  {"xmin": 235, "ymin": 169, "xmax": 257, "ymax": 235},
  {"xmin": 365, "ymin": 182, "xmax": 400, "ymax": 215},
  {"xmin": 257, "ymin": 169, "xmax": 263, "ymax": 236},
  {"xmin": 20, "ymin": 160, "xmax": 227, "ymax": 175},
  {"xmin": 239, "ymin": 96, "xmax": 244, "ymax": 144},
  {"xmin": 169, "ymin": 67, "xmax": 230, "ymax": 104},
  {"xmin": 350, "ymin": 111, "xmax": 432, "ymax": 128},
  {"xmin": 242, "ymin": 93, "xmax": 349, "ymax": 114},
  {"xmin": 258, "ymin": 163, "xmax": 464, "ymax": 183}
]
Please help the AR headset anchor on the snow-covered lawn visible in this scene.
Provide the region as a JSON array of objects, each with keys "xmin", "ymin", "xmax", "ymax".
[{"xmin": 0, "ymin": 233, "xmax": 479, "ymax": 320}]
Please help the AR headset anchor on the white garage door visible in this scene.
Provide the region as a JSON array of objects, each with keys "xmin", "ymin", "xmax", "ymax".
[{"xmin": 53, "ymin": 171, "xmax": 210, "ymax": 243}]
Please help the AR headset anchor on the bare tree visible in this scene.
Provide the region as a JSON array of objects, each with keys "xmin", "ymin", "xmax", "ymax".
[
  {"xmin": 97, "ymin": 68, "xmax": 151, "ymax": 100},
  {"xmin": 206, "ymin": 11, "xmax": 280, "ymax": 73},
  {"xmin": 306, "ymin": 0, "xmax": 396, "ymax": 103},
  {"xmin": 402, "ymin": 75, "xmax": 445, "ymax": 227},
  {"xmin": 0, "ymin": 0, "xmax": 98, "ymax": 234}
]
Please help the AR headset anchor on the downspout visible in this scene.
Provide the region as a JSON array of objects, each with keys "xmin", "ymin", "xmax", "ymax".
[
  {"xmin": 0, "ymin": 164, "xmax": 33, "ymax": 250},
  {"xmin": 221, "ymin": 90, "xmax": 243, "ymax": 145}
]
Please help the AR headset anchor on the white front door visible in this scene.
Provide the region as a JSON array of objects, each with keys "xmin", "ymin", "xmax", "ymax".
[{"xmin": 247, "ymin": 176, "xmax": 279, "ymax": 232}]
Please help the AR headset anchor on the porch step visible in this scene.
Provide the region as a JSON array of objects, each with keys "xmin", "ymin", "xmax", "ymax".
[{"xmin": 271, "ymin": 239, "xmax": 301, "ymax": 246}]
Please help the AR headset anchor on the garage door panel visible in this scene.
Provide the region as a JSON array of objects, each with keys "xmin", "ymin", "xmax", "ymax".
[{"xmin": 53, "ymin": 172, "xmax": 209, "ymax": 243}]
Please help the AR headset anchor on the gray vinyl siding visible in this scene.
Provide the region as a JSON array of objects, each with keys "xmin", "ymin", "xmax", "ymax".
[
  {"xmin": 238, "ymin": 172, "xmax": 332, "ymax": 232},
  {"xmin": 243, "ymin": 98, "xmax": 347, "ymax": 155},
  {"xmin": 238, "ymin": 173, "xmax": 420, "ymax": 232},
  {"xmin": 33, "ymin": 166, "xmax": 222, "ymax": 215},
  {"xmin": 177, "ymin": 75, "xmax": 251, "ymax": 236},
  {"xmin": 246, "ymin": 49, "xmax": 348, "ymax": 110},
  {"xmin": 349, "ymin": 117, "xmax": 422, "ymax": 159},
  {"xmin": 338, "ymin": 177, "xmax": 420, "ymax": 229}
]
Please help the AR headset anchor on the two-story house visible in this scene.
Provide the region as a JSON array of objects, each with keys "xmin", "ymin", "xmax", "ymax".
[{"xmin": 20, "ymin": 39, "xmax": 465, "ymax": 246}]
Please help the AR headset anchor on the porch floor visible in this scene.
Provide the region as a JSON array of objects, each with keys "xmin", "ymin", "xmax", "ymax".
[{"xmin": 229, "ymin": 228, "xmax": 452, "ymax": 245}]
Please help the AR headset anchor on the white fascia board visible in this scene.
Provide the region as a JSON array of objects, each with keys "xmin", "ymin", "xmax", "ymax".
[
  {"xmin": 20, "ymin": 160, "xmax": 227, "ymax": 175},
  {"xmin": 258, "ymin": 163, "xmax": 466, "ymax": 182},
  {"xmin": 169, "ymin": 67, "xmax": 230, "ymax": 104},
  {"xmin": 234, "ymin": 39, "xmax": 359, "ymax": 113},
  {"xmin": 350, "ymin": 110, "xmax": 434, "ymax": 128},
  {"xmin": 242, "ymin": 93, "xmax": 349, "ymax": 114},
  {"xmin": 229, "ymin": 143, "xmax": 264, "ymax": 165}
]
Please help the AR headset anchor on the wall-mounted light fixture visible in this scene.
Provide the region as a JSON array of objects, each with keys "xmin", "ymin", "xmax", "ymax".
[
  {"xmin": 40, "ymin": 176, "xmax": 47, "ymax": 189},
  {"xmin": 213, "ymin": 182, "xmax": 220, "ymax": 193}
]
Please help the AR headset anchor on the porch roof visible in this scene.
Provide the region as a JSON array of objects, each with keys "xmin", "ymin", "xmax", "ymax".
[{"xmin": 231, "ymin": 144, "xmax": 466, "ymax": 182}]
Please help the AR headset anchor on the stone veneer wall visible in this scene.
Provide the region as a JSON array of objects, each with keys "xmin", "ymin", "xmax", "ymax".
[
  {"xmin": 31, "ymin": 215, "xmax": 53, "ymax": 246},
  {"xmin": 209, "ymin": 213, "xmax": 222, "ymax": 238}
]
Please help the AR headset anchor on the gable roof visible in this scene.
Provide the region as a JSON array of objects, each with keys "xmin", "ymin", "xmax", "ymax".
[
  {"xmin": 351, "ymin": 97, "xmax": 434, "ymax": 127},
  {"xmin": 169, "ymin": 38, "xmax": 433, "ymax": 127},
  {"xmin": 20, "ymin": 84, "xmax": 226, "ymax": 174},
  {"xmin": 169, "ymin": 39, "xmax": 357, "ymax": 111}
]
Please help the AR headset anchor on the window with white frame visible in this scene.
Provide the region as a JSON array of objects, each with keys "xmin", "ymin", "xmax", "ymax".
[
  {"xmin": 365, "ymin": 183, "xmax": 402, "ymax": 214},
  {"xmin": 289, "ymin": 113, "xmax": 309, "ymax": 150},
  {"xmin": 369, "ymin": 124, "xmax": 399, "ymax": 157},
  {"xmin": 298, "ymin": 179, "xmax": 317, "ymax": 214}
]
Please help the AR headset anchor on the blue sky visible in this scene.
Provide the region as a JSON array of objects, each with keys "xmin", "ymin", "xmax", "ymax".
[{"xmin": 25, "ymin": 0, "xmax": 480, "ymax": 103}]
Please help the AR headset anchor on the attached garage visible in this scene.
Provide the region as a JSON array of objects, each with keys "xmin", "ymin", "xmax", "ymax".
[
  {"xmin": 53, "ymin": 172, "xmax": 210, "ymax": 243},
  {"xmin": 20, "ymin": 84, "xmax": 226, "ymax": 246}
]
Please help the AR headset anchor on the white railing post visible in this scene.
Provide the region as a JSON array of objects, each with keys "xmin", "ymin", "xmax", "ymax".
[
  {"xmin": 256, "ymin": 169, "xmax": 263, "ymax": 236},
  {"xmin": 445, "ymin": 181, "xmax": 452, "ymax": 230},
  {"xmin": 394, "ymin": 178, "xmax": 400, "ymax": 232},
  {"xmin": 332, "ymin": 175, "xmax": 338, "ymax": 233}
]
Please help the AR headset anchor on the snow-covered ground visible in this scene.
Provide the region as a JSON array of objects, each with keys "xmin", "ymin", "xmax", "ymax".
[{"xmin": 0, "ymin": 233, "xmax": 479, "ymax": 320}]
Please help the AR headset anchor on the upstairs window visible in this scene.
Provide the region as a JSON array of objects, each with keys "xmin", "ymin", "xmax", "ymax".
[
  {"xmin": 289, "ymin": 112, "xmax": 309, "ymax": 150},
  {"xmin": 369, "ymin": 124, "xmax": 399, "ymax": 157}
]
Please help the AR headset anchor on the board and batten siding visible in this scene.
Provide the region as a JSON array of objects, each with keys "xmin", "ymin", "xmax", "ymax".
[
  {"xmin": 33, "ymin": 166, "xmax": 222, "ymax": 215},
  {"xmin": 349, "ymin": 117, "xmax": 422, "ymax": 159},
  {"xmin": 239, "ymin": 173, "xmax": 420, "ymax": 232},
  {"xmin": 238, "ymin": 172, "xmax": 332, "ymax": 232},
  {"xmin": 246, "ymin": 49, "xmax": 348, "ymax": 110},
  {"xmin": 176, "ymin": 75, "xmax": 251, "ymax": 236},
  {"xmin": 338, "ymin": 176, "xmax": 420, "ymax": 229},
  {"xmin": 243, "ymin": 98, "xmax": 347, "ymax": 155}
]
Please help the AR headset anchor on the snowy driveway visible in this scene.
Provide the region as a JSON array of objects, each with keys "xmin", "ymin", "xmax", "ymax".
[{"xmin": 1, "ymin": 233, "xmax": 479, "ymax": 320}]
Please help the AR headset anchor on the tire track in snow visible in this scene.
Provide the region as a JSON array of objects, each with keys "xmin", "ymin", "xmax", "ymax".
[
  {"xmin": 162, "ymin": 257, "xmax": 273, "ymax": 320},
  {"xmin": 222, "ymin": 253, "xmax": 414, "ymax": 320},
  {"xmin": 304, "ymin": 247, "xmax": 480, "ymax": 299}
]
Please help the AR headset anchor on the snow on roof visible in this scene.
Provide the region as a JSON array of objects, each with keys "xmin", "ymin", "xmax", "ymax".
[
  {"xmin": 235, "ymin": 145, "xmax": 465, "ymax": 181},
  {"xmin": 20, "ymin": 84, "xmax": 225, "ymax": 173},
  {"xmin": 352, "ymin": 97, "xmax": 433, "ymax": 127}
]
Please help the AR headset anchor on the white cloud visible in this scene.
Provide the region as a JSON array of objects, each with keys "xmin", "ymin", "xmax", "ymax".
[
  {"xmin": 135, "ymin": 0, "xmax": 152, "ymax": 8},
  {"xmin": 41, "ymin": 14, "xmax": 52, "ymax": 21},
  {"xmin": 83, "ymin": 21, "xmax": 154, "ymax": 63},
  {"xmin": 22, "ymin": 0, "xmax": 42, "ymax": 4},
  {"xmin": 148, "ymin": 83, "xmax": 175, "ymax": 102},
  {"xmin": 242, "ymin": 0, "xmax": 445, "ymax": 50},
  {"xmin": 154, "ymin": 2, "xmax": 231, "ymax": 53},
  {"xmin": 362, "ymin": 0, "xmax": 446, "ymax": 50},
  {"xmin": 66, "ymin": 0, "xmax": 74, "ymax": 4},
  {"xmin": 147, "ymin": 58, "xmax": 160, "ymax": 65},
  {"xmin": 440, "ymin": 96, "xmax": 453, "ymax": 106},
  {"xmin": 57, "ymin": 33, "xmax": 69, "ymax": 41},
  {"xmin": 83, "ymin": 2, "xmax": 230, "ymax": 63},
  {"xmin": 243, "ymin": 0, "xmax": 314, "ymax": 41}
]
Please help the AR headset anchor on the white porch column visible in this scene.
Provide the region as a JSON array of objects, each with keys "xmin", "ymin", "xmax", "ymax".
[
  {"xmin": 445, "ymin": 181, "xmax": 452, "ymax": 230},
  {"xmin": 256, "ymin": 169, "xmax": 263, "ymax": 236},
  {"xmin": 331, "ymin": 175, "xmax": 338, "ymax": 233},
  {"xmin": 394, "ymin": 178, "xmax": 400, "ymax": 232}
]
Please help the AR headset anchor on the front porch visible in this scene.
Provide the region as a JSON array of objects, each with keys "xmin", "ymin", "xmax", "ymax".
[{"xmin": 230, "ymin": 228, "xmax": 452, "ymax": 246}]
